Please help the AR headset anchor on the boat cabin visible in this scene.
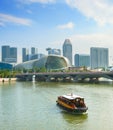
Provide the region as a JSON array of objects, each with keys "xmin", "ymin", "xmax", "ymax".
[{"xmin": 58, "ymin": 93, "xmax": 86, "ymax": 108}]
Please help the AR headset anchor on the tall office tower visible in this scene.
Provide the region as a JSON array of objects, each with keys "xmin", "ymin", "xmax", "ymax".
[
  {"xmin": 2, "ymin": 45, "xmax": 17, "ymax": 63},
  {"xmin": 63, "ymin": 39, "xmax": 72, "ymax": 65},
  {"xmin": 22, "ymin": 48, "xmax": 28, "ymax": 62},
  {"xmin": 31, "ymin": 47, "xmax": 38, "ymax": 55},
  {"xmin": 31, "ymin": 47, "xmax": 35, "ymax": 55},
  {"xmin": 29, "ymin": 47, "xmax": 38, "ymax": 60},
  {"xmin": 75, "ymin": 54, "xmax": 90, "ymax": 67},
  {"xmin": 10, "ymin": 47, "xmax": 17, "ymax": 63},
  {"xmin": 2, "ymin": 45, "xmax": 10, "ymax": 62},
  {"xmin": 90, "ymin": 47, "xmax": 109, "ymax": 69}
]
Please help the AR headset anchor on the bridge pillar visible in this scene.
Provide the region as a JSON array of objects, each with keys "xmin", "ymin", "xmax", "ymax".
[
  {"xmin": 89, "ymin": 78, "xmax": 99, "ymax": 83},
  {"xmin": 32, "ymin": 75, "xmax": 35, "ymax": 82}
]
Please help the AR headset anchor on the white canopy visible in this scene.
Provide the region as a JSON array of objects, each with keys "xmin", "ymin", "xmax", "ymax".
[{"xmin": 62, "ymin": 93, "xmax": 83, "ymax": 100}]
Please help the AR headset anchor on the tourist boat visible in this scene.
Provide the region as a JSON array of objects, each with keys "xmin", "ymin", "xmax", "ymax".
[{"xmin": 56, "ymin": 93, "xmax": 88, "ymax": 114}]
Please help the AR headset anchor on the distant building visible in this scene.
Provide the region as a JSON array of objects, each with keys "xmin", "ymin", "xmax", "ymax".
[
  {"xmin": 0, "ymin": 62, "xmax": 13, "ymax": 70},
  {"xmin": 31, "ymin": 47, "xmax": 38, "ymax": 55},
  {"xmin": 29, "ymin": 47, "xmax": 38, "ymax": 60},
  {"xmin": 2, "ymin": 45, "xmax": 10, "ymax": 62},
  {"xmin": 46, "ymin": 48, "xmax": 61, "ymax": 55},
  {"xmin": 63, "ymin": 39, "xmax": 72, "ymax": 65},
  {"xmin": 22, "ymin": 48, "xmax": 28, "ymax": 62},
  {"xmin": 29, "ymin": 54, "xmax": 38, "ymax": 60},
  {"xmin": 1, "ymin": 45, "xmax": 17, "ymax": 63},
  {"xmin": 22, "ymin": 47, "xmax": 44, "ymax": 62},
  {"xmin": 10, "ymin": 47, "xmax": 17, "ymax": 63},
  {"xmin": 75, "ymin": 54, "xmax": 90, "ymax": 67},
  {"xmin": 90, "ymin": 47, "xmax": 109, "ymax": 69},
  {"xmin": 37, "ymin": 53, "xmax": 45, "ymax": 59},
  {"xmin": 29, "ymin": 54, "xmax": 45, "ymax": 60}
]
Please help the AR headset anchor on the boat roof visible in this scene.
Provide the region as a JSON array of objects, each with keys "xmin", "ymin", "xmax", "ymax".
[{"xmin": 62, "ymin": 93, "xmax": 84, "ymax": 100}]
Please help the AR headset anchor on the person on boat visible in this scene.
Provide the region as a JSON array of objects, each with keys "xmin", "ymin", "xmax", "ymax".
[
  {"xmin": 79, "ymin": 99, "xmax": 86, "ymax": 107},
  {"xmin": 75, "ymin": 99, "xmax": 80, "ymax": 107}
]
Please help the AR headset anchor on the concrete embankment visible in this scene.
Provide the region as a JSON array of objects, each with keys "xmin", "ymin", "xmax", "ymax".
[{"xmin": 0, "ymin": 78, "xmax": 17, "ymax": 83}]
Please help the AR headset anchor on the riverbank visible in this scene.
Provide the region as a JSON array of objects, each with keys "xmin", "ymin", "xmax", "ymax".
[{"xmin": 0, "ymin": 78, "xmax": 17, "ymax": 83}]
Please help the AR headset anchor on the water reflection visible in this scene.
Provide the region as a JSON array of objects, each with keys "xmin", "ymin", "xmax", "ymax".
[
  {"xmin": 32, "ymin": 81, "xmax": 36, "ymax": 90},
  {"xmin": 61, "ymin": 110, "xmax": 88, "ymax": 124}
]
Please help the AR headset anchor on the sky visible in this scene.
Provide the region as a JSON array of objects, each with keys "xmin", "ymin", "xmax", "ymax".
[{"xmin": 1, "ymin": 0, "xmax": 113, "ymax": 64}]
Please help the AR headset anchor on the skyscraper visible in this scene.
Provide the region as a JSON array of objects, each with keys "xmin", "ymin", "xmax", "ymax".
[
  {"xmin": 63, "ymin": 39, "xmax": 72, "ymax": 65},
  {"xmin": 75, "ymin": 54, "xmax": 90, "ymax": 67},
  {"xmin": 2, "ymin": 45, "xmax": 10, "ymax": 62},
  {"xmin": 22, "ymin": 48, "xmax": 28, "ymax": 62},
  {"xmin": 90, "ymin": 47, "xmax": 109, "ymax": 69},
  {"xmin": 10, "ymin": 47, "xmax": 17, "ymax": 63},
  {"xmin": 31, "ymin": 47, "xmax": 38, "ymax": 55},
  {"xmin": 22, "ymin": 47, "xmax": 39, "ymax": 62},
  {"xmin": 2, "ymin": 45, "xmax": 17, "ymax": 63},
  {"xmin": 31, "ymin": 47, "xmax": 35, "ymax": 55}
]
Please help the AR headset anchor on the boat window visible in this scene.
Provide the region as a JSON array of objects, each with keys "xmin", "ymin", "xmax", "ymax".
[{"xmin": 75, "ymin": 98, "xmax": 80, "ymax": 102}]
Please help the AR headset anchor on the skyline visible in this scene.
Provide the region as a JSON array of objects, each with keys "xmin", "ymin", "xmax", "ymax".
[{"xmin": 1, "ymin": 0, "xmax": 113, "ymax": 64}]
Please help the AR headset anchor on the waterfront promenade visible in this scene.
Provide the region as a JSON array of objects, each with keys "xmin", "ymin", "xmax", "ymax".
[
  {"xmin": 16, "ymin": 71, "xmax": 113, "ymax": 82},
  {"xmin": 0, "ymin": 78, "xmax": 17, "ymax": 83}
]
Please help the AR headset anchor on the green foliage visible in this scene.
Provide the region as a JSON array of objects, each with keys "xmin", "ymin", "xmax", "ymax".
[
  {"xmin": 39, "ymin": 67, "xmax": 46, "ymax": 72},
  {"xmin": 0, "ymin": 69, "xmax": 19, "ymax": 78}
]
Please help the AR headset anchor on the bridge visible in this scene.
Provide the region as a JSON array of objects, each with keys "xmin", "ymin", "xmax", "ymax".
[{"xmin": 16, "ymin": 71, "xmax": 113, "ymax": 82}]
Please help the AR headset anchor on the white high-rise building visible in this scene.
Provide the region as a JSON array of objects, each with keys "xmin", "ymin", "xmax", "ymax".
[
  {"xmin": 90, "ymin": 47, "xmax": 109, "ymax": 69},
  {"xmin": 63, "ymin": 39, "xmax": 72, "ymax": 65}
]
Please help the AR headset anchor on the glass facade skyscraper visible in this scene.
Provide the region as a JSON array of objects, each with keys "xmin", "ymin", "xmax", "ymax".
[
  {"xmin": 2, "ymin": 46, "xmax": 10, "ymax": 62},
  {"xmin": 75, "ymin": 54, "xmax": 90, "ymax": 67},
  {"xmin": 31, "ymin": 47, "xmax": 38, "ymax": 55},
  {"xmin": 22, "ymin": 47, "xmax": 40, "ymax": 62},
  {"xmin": 63, "ymin": 39, "xmax": 72, "ymax": 65},
  {"xmin": 90, "ymin": 47, "xmax": 109, "ymax": 69},
  {"xmin": 22, "ymin": 48, "xmax": 28, "ymax": 62},
  {"xmin": 10, "ymin": 47, "xmax": 17, "ymax": 63},
  {"xmin": 2, "ymin": 45, "xmax": 17, "ymax": 63}
]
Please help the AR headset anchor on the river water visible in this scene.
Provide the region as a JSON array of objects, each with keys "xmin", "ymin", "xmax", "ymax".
[{"xmin": 0, "ymin": 81, "xmax": 113, "ymax": 130}]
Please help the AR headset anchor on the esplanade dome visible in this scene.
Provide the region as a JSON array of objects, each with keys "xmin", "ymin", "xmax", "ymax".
[{"xmin": 14, "ymin": 55, "xmax": 71, "ymax": 70}]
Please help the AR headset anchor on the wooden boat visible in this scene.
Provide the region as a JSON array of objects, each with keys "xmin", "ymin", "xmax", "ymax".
[{"xmin": 56, "ymin": 93, "xmax": 88, "ymax": 114}]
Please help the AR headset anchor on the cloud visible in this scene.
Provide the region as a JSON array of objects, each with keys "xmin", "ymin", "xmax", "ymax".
[
  {"xmin": 26, "ymin": 9, "xmax": 33, "ymax": 14},
  {"xmin": 69, "ymin": 33, "xmax": 113, "ymax": 64},
  {"xmin": 57, "ymin": 22, "xmax": 74, "ymax": 29},
  {"xmin": 29, "ymin": 0, "xmax": 55, "ymax": 3},
  {"xmin": 0, "ymin": 13, "xmax": 32, "ymax": 26},
  {"xmin": 0, "ymin": 21, "xmax": 5, "ymax": 27},
  {"xmin": 66, "ymin": 0, "xmax": 113, "ymax": 26},
  {"xmin": 17, "ymin": 0, "xmax": 56, "ymax": 4},
  {"xmin": 68, "ymin": 33, "xmax": 113, "ymax": 55}
]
